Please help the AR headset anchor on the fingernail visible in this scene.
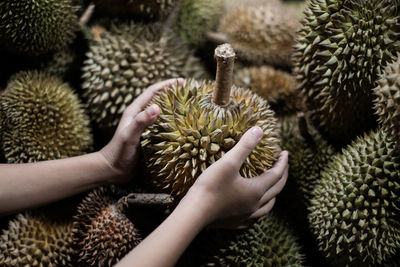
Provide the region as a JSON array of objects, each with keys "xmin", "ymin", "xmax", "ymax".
[
  {"xmin": 148, "ymin": 104, "xmax": 159, "ymax": 117},
  {"xmin": 250, "ymin": 126, "xmax": 263, "ymax": 140}
]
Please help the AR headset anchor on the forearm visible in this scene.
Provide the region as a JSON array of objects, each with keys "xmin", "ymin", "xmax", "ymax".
[
  {"xmin": 116, "ymin": 193, "xmax": 208, "ymax": 267},
  {"xmin": 0, "ymin": 152, "xmax": 116, "ymax": 215}
]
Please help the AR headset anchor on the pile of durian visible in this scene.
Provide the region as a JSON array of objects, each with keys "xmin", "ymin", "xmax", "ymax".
[{"xmin": 0, "ymin": 0, "xmax": 399, "ymax": 266}]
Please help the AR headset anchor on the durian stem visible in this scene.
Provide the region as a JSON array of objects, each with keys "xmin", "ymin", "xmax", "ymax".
[
  {"xmin": 163, "ymin": 0, "xmax": 182, "ymax": 33},
  {"xmin": 120, "ymin": 193, "xmax": 174, "ymax": 207},
  {"xmin": 298, "ymin": 114, "xmax": 315, "ymax": 146},
  {"xmin": 213, "ymin": 43, "xmax": 236, "ymax": 107},
  {"xmin": 205, "ymin": 32, "xmax": 228, "ymax": 45},
  {"xmin": 79, "ymin": 3, "xmax": 95, "ymax": 25}
]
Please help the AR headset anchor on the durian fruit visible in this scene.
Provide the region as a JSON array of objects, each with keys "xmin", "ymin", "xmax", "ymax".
[
  {"xmin": 0, "ymin": 213, "xmax": 74, "ymax": 266},
  {"xmin": 141, "ymin": 44, "xmax": 280, "ymax": 199},
  {"xmin": 191, "ymin": 213, "xmax": 305, "ymax": 266},
  {"xmin": 92, "ymin": 0, "xmax": 176, "ymax": 19},
  {"xmin": 0, "ymin": 0, "xmax": 79, "ymax": 56},
  {"xmin": 218, "ymin": 2, "xmax": 300, "ymax": 67},
  {"xmin": 235, "ymin": 66, "xmax": 304, "ymax": 116},
  {"xmin": 175, "ymin": 0, "xmax": 224, "ymax": 46},
  {"xmin": 0, "ymin": 71, "xmax": 93, "ymax": 163},
  {"xmin": 73, "ymin": 186, "xmax": 141, "ymax": 267},
  {"xmin": 82, "ymin": 21, "xmax": 207, "ymax": 134},
  {"xmin": 374, "ymin": 54, "xmax": 400, "ymax": 146},
  {"xmin": 280, "ymin": 116, "xmax": 334, "ymax": 203},
  {"xmin": 308, "ymin": 129, "xmax": 400, "ymax": 266},
  {"xmin": 293, "ymin": 0, "xmax": 400, "ymax": 147}
]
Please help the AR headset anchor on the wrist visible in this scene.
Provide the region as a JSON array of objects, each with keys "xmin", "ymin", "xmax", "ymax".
[{"xmin": 95, "ymin": 150, "xmax": 125, "ymax": 184}]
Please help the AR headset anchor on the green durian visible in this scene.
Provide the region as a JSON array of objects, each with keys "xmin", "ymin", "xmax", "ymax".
[
  {"xmin": 374, "ymin": 54, "xmax": 400, "ymax": 146},
  {"xmin": 0, "ymin": 0, "xmax": 79, "ymax": 56},
  {"xmin": 0, "ymin": 213, "xmax": 74, "ymax": 267},
  {"xmin": 280, "ymin": 116, "xmax": 335, "ymax": 203},
  {"xmin": 191, "ymin": 214, "xmax": 305, "ymax": 266},
  {"xmin": 218, "ymin": 2, "xmax": 300, "ymax": 66},
  {"xmin": 308, "ymin": 129, "xmax": 400, "ymax": 266},
  {"xmin": 92, "ymin": 0, "xmax": 176, "ymax": 18},
  {"xmin": 175, "ymin": 0, "xmax": 224, "ymax": 46},
  {"xmin": 293, "ymin": 0, "xmax": 400, "ymax": 147},
  {"xmin": 73, "ymin": 186, "xmax": 141, "ymax": 267},
  {"xmin": 0, "ymin": 71, "xmax": 93, "ymax": 163},
  {"xmin": 82, "ymin": 22, "xmax": 207, "ymax": 134}
]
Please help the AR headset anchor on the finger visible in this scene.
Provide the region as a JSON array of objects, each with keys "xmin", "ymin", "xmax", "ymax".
[
  {"xmin": 250, "ymin": 151, "xmax": 289, "ymax": 191},
  {"xmin": 258, "ymin": 166, "xmax": 288, "ymax": 206},
  {"xmin": 121, "ymin": 104, "xmax": 160, "ymax": 145},
  {"xmin": 123, "ymin": 78, "xmax": 184, "ymax": 119},
  {"xmin": 249, "ymin": 198, "xmax": 276, "ymax": 219},
  {"xmin": 221, "ymin": 126, "xmax": 264, "ymax": 170}
]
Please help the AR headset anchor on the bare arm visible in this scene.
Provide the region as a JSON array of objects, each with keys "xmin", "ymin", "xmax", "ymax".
[
  {"xmin": 0, "ymin": 79, "xmax": 183, "ymax": 216},
  {"xmin": 116, "ymin": 128, "xmax": 289, "ymax": 267}
]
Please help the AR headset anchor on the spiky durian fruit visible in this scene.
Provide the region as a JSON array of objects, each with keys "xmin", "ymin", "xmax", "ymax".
[
  {"xmin": 141, "ymin": 44, "xmax": 280, "ymax": 199},
  {"xmin": 175, "ymin": 0, "xmax": 223, "ymax": 46},
  {"xmin": 93, "ymin": 0, "xmax": 175, "ymax": 18},
  {"xmin": 235, "ymin": 66, "xmax": 303, "ymax": 116},
  {"xmin": 0, "ymin": 0, "xmax": 79, "ymax": 56},
  {"xmin": 82, "ymin": 22, "xmax": 207, "ymax": 134},
  {"xmin": 73, "ymin": 186, "xmax": 141, "ymax": 267},
  {"xmin": 294, "ymin": 0, "xmax": 400, "ymax": 147},
  {"xmin": 374, "ymin": 55, "xmax": 400, "ymax": 146},
  {"xmin": 192, "ymin": 214, "xmax": 304, "ymax": 266},
  {"xmin": 0, "ymin": 213, "xmax": 74, "ymax": 266},
  {"xmin": 218, "ymin": 2, "xmax": 299, "ymax": 67},
  {"xmin": 0, "ymin": 71, "xmax": 92, "ymax": 163},
  {"xmin": 308, "ymin": 129, "xmax": 400, "ymax": 266},
  {"xmin": 281, "ymin": 116, "xmax": 334, "ymax": 203}
]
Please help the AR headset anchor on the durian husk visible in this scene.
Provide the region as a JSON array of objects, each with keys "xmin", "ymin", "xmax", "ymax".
[
  {"xmin": 234, "ymin": 66, "xmax": 304, "ymax": 116},
  {"xmin": 72, "ymin": 186, "xmax": 141, "ymax": 267},
  {"xmin": 0, "ymin": 71, "xmax": 93, "ymax": 163},
  {"xmin": 92, "ymin": 0, "xmax": 176, "ymax": 18},
  {"xmin": 308, "ymin": 128, "xmax": 400, "ymax": 266},
  {"xmin": 0, "ymin": 0, "xmax": 79, "ymax": 56},
  {"xmin": 293, "ymin": 0, "xmax": 400, "ymax": 147},
  {"xmin": 374, "ymin": 54, "xmax": 400, "ymax": 147},
  {"xmin": 82, "ymin": 22, "xmax": 207, "ymax": 134},
  {"xmin": 175, "ymin": 0, "xmax": 224, "ymax": 46},
  {"xmin": 141, "ymin": 79, "xmax": 281, "ymax": 199},
  {"xmin": 218, "ymin": 2, "xmax": 300, "ymax": 67},
  {"xmin": 185, "ymin": 213, "xmax": 305, "ymax": 266},
  {"xmin": 0, "ymin": 213, "xmax": 74, "ymax": 267}
]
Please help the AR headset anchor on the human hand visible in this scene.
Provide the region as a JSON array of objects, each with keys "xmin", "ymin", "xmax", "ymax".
[
  {"xmin": 181, "ymin": 127, "xmax": 289, "ymax": 229},
  {"xmin": 99, "ymin": 78, "xmax": 184, "ymax": 184}
]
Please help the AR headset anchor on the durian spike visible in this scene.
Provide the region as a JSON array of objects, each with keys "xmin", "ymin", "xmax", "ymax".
[
  {"xmin": 213, "ymin": 43, "xmax": 236, "ymax": 107},
  {"xmin": 79, "ymin": 3, "xmax": 95, "ymax": 25},
  {"xmin": 205, "ymin": 31, "xmax": 228, "ymax": 45},
  {"xmin": 119, "ymin": 193, "xmax": 174, "ymax": 208},
  {"xmin": 297, "ymin": 113, "xmax": 315, "ymax": 147}
]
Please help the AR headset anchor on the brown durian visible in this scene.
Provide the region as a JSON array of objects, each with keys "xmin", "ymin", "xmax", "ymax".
[
  {"xmin": 235, "ymin": 66, "xmax": 304, "ymax": 116},
  {"xmin": 0, "ymin": 71, "xmax": 93, "ymax": 163},
  {"xmin": 218, "ymin": 2, "xmax": 300, "ymax": 67},
  {"xmin": 0, "ymin": 213, "xmax": 74, "ymax": 267},
  {"xmin": 82, "ymin": 21, "xmax": 207, "ymax": 134},
  {"xmin": 72, "ymin": 186, "xmax": 141, "ymax": 267},
  {"xmin": 141, "ymin": 44, "xmax": 281, "ymax": 199},
  {"xmin": 374, "ymin": 54, "xmax": 400, "ymax": 146}
]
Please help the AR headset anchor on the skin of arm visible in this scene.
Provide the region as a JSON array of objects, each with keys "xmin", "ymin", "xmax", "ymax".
[
  {"xmin": 0, "ymin": 78, "xmax": 184, "ymax": 216},
  {"xmin": 116, "ymin": 128, "xmax": 289, "ymax": 267}
]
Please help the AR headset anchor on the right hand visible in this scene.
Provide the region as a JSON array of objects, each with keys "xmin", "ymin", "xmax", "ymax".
[{"xmin": 182, "ymin": 126, "xmax": 289, "ymax": 229}]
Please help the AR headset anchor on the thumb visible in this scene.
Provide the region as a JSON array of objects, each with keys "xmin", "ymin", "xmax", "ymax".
[
  {"xmin": 124, "ymin": 104, "xmax": 160, "ymax": 144},
  {"xmin": 223, "ymin": 126, "xmax": 264, "ymax": 168}
]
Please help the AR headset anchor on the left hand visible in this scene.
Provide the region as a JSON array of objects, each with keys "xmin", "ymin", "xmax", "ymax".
[{"xmin": 100, "ymin": 78, "xmax": 184, "ymax": 184}]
